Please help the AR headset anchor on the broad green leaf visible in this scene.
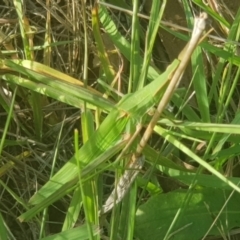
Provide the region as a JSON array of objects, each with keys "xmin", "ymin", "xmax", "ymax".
[
  {"xmin": 135, "ymin": 188, "xmax": 240, "ymax": 240},
  {"xmin": 41, "ymin": 224, "xmax": 99, "ymax": 240}
]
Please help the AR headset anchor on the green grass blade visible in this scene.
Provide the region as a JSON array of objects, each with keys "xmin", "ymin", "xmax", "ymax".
[
  {"xmin": 137, "ymin": 0, "xmax": 166, "ymax": 89},
  {"xmin": 0, "ymin": 213, "xmax": 7, "ymax": 240},
  {"xmin": 92, "ymin": 6, "xmax": 115, "ymax": 84},
  {"xmin": 62, "ymin": 186, "xmax": 82, "ymax": 231},
  {"xmin": 99, "ymin": 5, "xmax": 160, "ymax": 81},
  {"xmin": 81, "ymin": 111, "xmax": 99, "ymax": 240},
  {"xmin": 129, "ymin": 0, "xmax": 140, "ymax": 92},
  {"xmin": 2, "ymin": 74, "xmax": 114, "ymax": 112},
  {"xmin": 13, "ymin": 1, "xmax": 44, "ymax": 140},
  {"xmin": 124, "ymin": 183, "xmax": 138, "ymax": 239},
  {"xmin": 155, "ymin": 125, "xmax": 240, "ymax": 193},
  {"xmin": 0, "ymin": 87, "xmax": 17, "ymax": 157}
]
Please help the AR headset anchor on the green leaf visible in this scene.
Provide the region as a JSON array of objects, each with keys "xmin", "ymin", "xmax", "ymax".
[
  {"xmin": 0, "ymin": 213, "xmax": 7, "ymax": 240},
  {"xmin": 1, "ymin": 59, "xmax": 114, "ymax": 112},
  {"xmin": 171, "ymin": 173, "xmax": 240, "ymax": 190},
  {"xmin": 41, "ymin": 224, "xmax": 99, "ymax": 240},
  {"xmin": 135, "ymin": 188, "xmax": 240, "ymax": 240}
]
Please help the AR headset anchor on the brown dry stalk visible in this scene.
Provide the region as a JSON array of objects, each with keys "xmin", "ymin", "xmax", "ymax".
[{"xmin": 133, "ymin": 12, "xmax": 209, "ymax": 160}]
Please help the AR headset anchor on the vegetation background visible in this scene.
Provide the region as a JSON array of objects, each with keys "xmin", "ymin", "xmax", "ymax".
[{"xmin": 1, "ymin": 0, "xmax": 240, "ymax": 239}]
